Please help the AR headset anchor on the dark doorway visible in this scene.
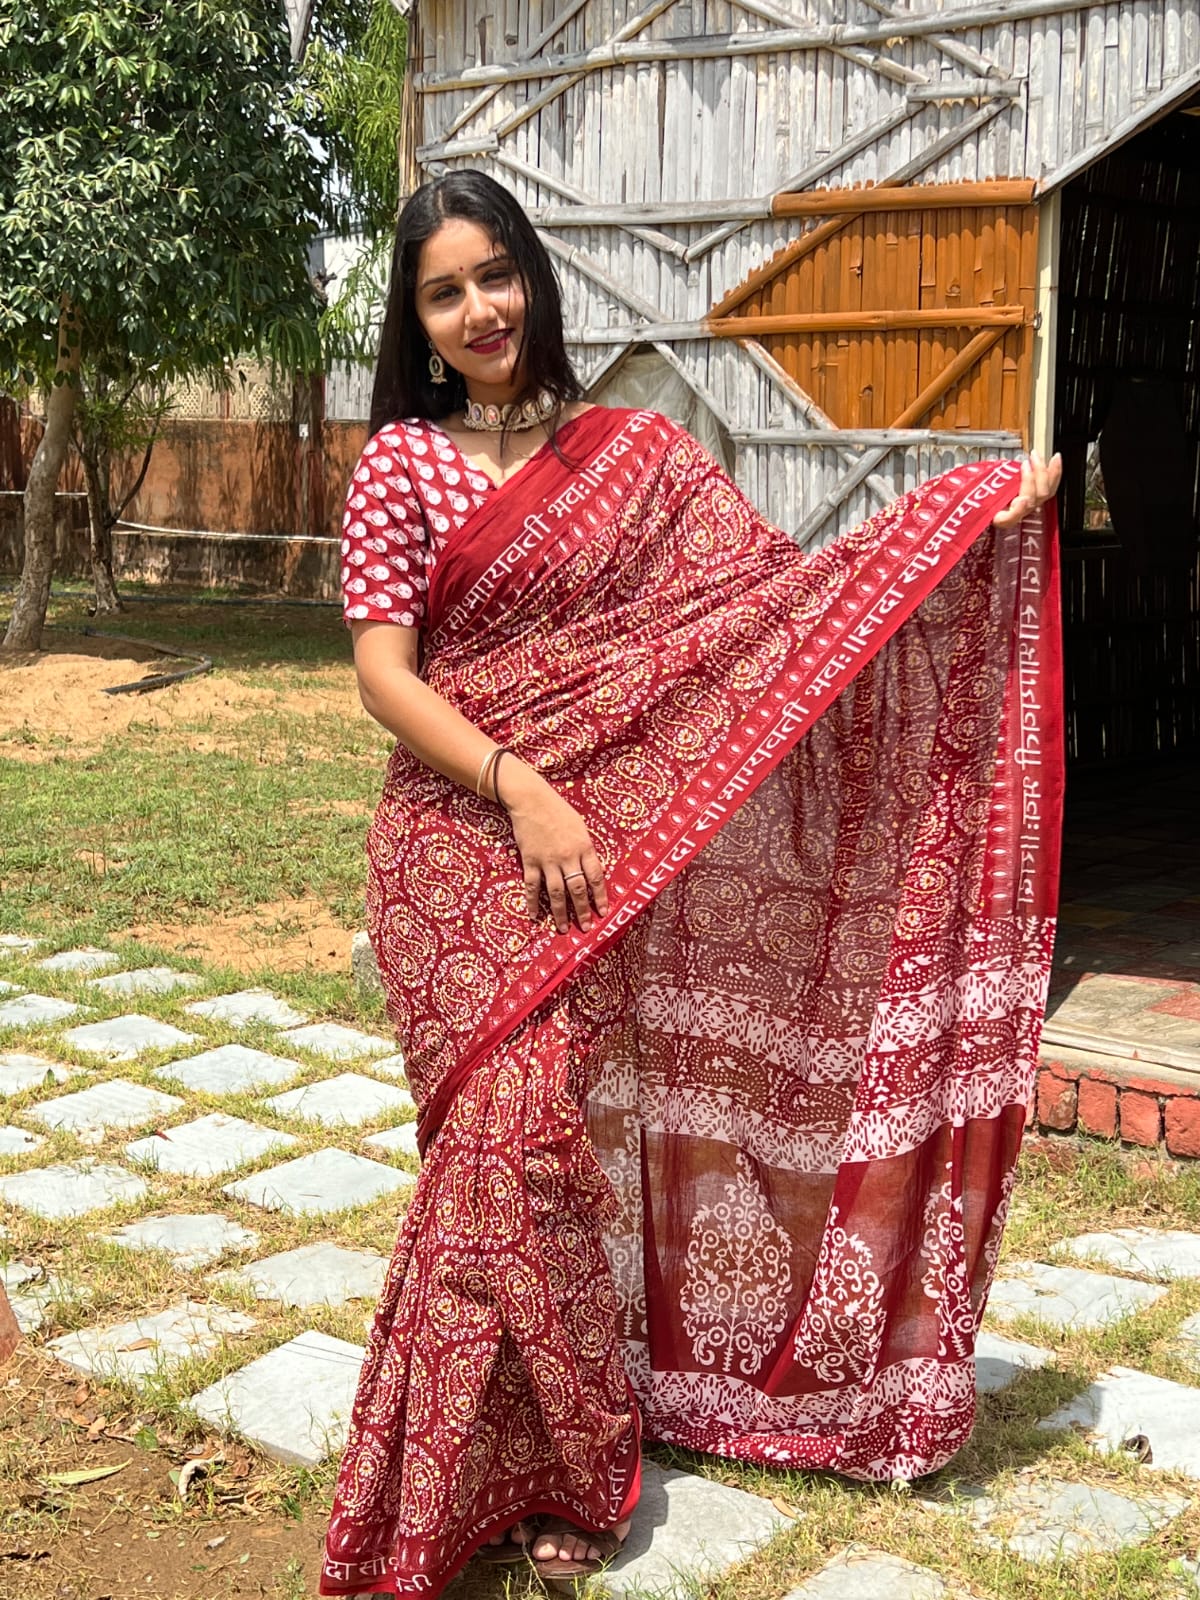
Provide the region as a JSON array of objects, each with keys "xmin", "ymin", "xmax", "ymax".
[{"xmin": 1047, "ymin": 96, "xmax": 1200, "ymax": 1066}]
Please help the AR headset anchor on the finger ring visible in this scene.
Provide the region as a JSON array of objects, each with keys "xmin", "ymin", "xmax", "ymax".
[{"xmin": 564, "ymin": 871, "xmax": 586, "ymax": 881}]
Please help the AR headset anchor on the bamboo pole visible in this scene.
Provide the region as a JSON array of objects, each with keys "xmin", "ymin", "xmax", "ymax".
[
  {"xmin": 888, "ymin": 327, "xmax": 1008, "ymax": 428},
  {"xmin": 771, "ymin": 180, "xmax": 1036, "ymax": 215},
  {"xmin": 413, "ymin": 0, "xmax": 1113, "ymax": 92},
  {"xmin": 708, "ymin": 307, "xmax": 1028, "ymax": 336},
  {"xmin": 731, "ymin": 427, "xmax": 1021, "ymax": 447}
]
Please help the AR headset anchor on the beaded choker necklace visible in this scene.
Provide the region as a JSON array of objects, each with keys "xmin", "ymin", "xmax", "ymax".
[{"xmin": 461, "ymin": 389, "xmax": 556, "ymax": 433}]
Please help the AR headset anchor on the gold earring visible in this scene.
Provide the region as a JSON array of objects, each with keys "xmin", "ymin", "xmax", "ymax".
[{"xmin": 428, "ymin": 345, "xmax": 447, "ymax": 385}]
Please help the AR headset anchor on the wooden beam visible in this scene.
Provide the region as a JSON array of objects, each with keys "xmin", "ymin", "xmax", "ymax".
[
  {"xmin": 771, "ymin": 180, "xmax": 1035, "ymax": 215},
  {"xmin": 888, "ymin": 327, "xmax": 1007, "ymax": 428},
  {"xmin": 708, "ymin": 307, "xmax": 1028, "ymax": 337}
]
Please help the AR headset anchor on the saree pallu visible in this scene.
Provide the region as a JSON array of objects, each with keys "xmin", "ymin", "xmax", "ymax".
[{"xmin": 321, "ymin": 407, "xmax": 1062, "ymax": 1597}]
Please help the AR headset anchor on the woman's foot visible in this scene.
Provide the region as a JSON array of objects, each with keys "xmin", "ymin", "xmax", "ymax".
[
  {"xmin": 532, "ymin": 1516, "xmax": 631, "ymax": 1574},
  {"xmin": 475, "ymin": 1519, "xmax": 535, "ymax": 1564}
]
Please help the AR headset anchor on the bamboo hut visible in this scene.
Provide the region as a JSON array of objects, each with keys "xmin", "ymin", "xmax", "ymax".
[{"xmin": 305, "ymin": 0, "xmax": 1200, "ymax": 769}]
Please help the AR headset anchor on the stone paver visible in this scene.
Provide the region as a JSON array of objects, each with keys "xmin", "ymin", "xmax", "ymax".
[
  {"xmin": 89, "ymin": 967, "xmax": 203, "ymax": 998},
  {"xmin": 0, "ymin": 1125, "xmax": 44, "ymax": 1156},
  {"xmin": 783, "ymin": 1547, "xmax": 972, "ymax": 1600},
  {"xmin": 0, "ymin": 993, "xmax": 81, "ymax": 1028},
  {"xmin": 153, "ymin": 1043, "xmax": 301, "ymax": 1096},
  {"xmin": 185, "ymin": 989, "xmax": 307, "ymax": 1029},
  {"xmin": 1063, "ymin": 1228, "xmax": 1200, "ymax": 1280},
  {"xmin": 187, "ymin": 1330, "xmax": 365, "ymax": 1467},
  {"xmin": 216, "ymin": 1243, "xmax": 389, "ymax": 1308},
  {"xmin": 223, "ymin": 1148, "xmax": 415, "ymax": 1216},
  {"xmin": 278, "ymin": 1022, "xmax": 394, "ymax": 1061},
  {"xmin": 363, "ymin": 1123, "xmax": 420, "ymax": 1159},
  {"xmin": 0, "ymin": 935, "xmax": 40, "ymax": 957},
  {"xmin": 0, "ymin": 1262, "xmax": 83, "ymax": 1334},
  {"xmin": 103, "ymin": 1213, "xmax": 261, "ymax": 1269},
  {"xmin": 602, "ymin": 1461, "xmax": 789, "ymax": 1599},
  {"xmin": 126, "ymin": 1113, "xmax": 298, "ymax": 1178},
  {"xmin": 963, "ymin": 1474, "xmax": 1187, "ymax": 1560},
  {"xmin": 0, "ymin": 980, "xmax": 21, "ymax": 995},
  {"xmin": 365, "ymin": 1053, "xmax": 407, "ymax": 1081},
  {"xmin": 0, "ymin": 1054, "xmax": 71, "ymax": 1095},
  {"xmin": 987, "ymin": 1261, "xmax": 1167, "ymax": 1330},
  {"xmin": 264, "ymin": 1072, "xmax": 414, "ymax": 1128},
  {"xmin": 975, "ymin": 1330, "xmax": 1054, "ymax": 1395},
  {"xmin": 1039, "ymin": 1367, "xmax": 1200, "ymax": 1477},
  {"xmin": 64, "ymin": 1014, "xmax": 196, "ymax": 1061},
  {"xmin": 38, "ymin": 948, "xmax": 120, "ymax": 974},
  {"xmin": 0, "ymin": 1160, "xmax": 149, "ymax": 1218},
  {"xmin": 25, "ymin": 1079, "xmax": 184, "ymax": 1145},
  {"xmin": 47, "ymin": 1301, "xmax": 255, "ymax": 1382}
]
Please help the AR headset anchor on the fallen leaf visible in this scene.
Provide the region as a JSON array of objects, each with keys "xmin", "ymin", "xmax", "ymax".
[
  {"xmin": 116, "ymin": 1338, "xmax": 155, "ymax": 1353},
  {"xmin": 205, "ymin": 1535, "xmax": 228, "ymax": 1551},
  {"xmin": 73, "ymin": 1383, "xmax": 90, "ymax": 1407},
  {"xmin": 86, "ymin": 1417, "xmax": 107, "ymax": 1441},
  {"xmin": 770, "ymin": 1497, "xmax": 802, "ymax": 1519},
  {"xmin": 43, "ymin": 1461, "xmax": 130, "ymax": 1487}
]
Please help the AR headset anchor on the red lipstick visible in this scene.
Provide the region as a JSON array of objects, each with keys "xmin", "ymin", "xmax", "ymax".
[{"xmin": 467, "ymin": 329, "xmax": 512, "ymax": 354}]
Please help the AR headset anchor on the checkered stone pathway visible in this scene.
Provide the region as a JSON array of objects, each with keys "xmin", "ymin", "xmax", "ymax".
[
  {"xmin": 278, "ymin": 1021, "xmax": 394, "ymax": 1060},
  {"xmin": 89, "ymin": 967, "xmax": 203, "ymax": 998},
  {"xmin": 960, "ymin": 1473, "xmax": 1188, "ymax": 1560},
  {"xmin": 264, "ymin": 1071, "xmax": 414, "ymax": 1127},
  {"xmin": 214, "ymin": 1242, "xmax": 389, "ymax": 1308},
  {"xmin": 125, "ymin": 1112, "xmax": 298, "ymax": 1177},
  {"xmin": 783, "ymin": 1548, "xmax": 978, "ymax": 1600},
  {"xmin": 0, "ymin": 1160, "xmax": 149, "ymax": 1218},
  {"xmin": 223, "ymin": 1148, "xmax": 415, "ymax": 1216},
  {"xmin": 0, "ymin": 993, "xmax": 81, "ymax": 1027},
  {"xmin": 103, "ymin": 1213, "xmax": 261, "ymax": 1269},
  {"xmin": 0, "ymin": 1054, "xmax": 71, "ymax": 1094},
  {"xmin": 986, "ymin": 1261, "xmax": 1168, "ymax": 1330},
  {"xmin": 187, "ymin": 1330, "xmax": 366, "ymax": 1468},
  {"xmin": 25, "ymin": 1078, "xmax": 184, "ymax": 1145},
  {"xmin": 47, "ymin": 1300, "xmax": 256, "ymax": 1383},
  {"xmin": 64, "ymin": 1014, "xmax": 197, "ymax": 1061},
  {"xmin": 10, "ymin": 933, "xmax": 1192, "ymax": 1598},
  {"xmin": 185, "ymin": 989, "xmax": 307, "ymax": 1029},
  {"xmin": 153, "ymin": 1043, "xmax": 302, "ymax": 1095},
  {"xmin": 38, "ymin": 948, "xmax": 120, "ymax": 975}
]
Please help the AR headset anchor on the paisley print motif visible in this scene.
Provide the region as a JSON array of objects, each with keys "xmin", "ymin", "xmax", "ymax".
[{"xmin": 321, "ymin": 407, "xmax": 1062, "ymax": 1595}]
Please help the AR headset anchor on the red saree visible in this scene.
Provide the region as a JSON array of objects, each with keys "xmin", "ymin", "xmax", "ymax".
[{"xmin": 321, "ymin": 407, "xmax": 1062, "ymax": 1596}]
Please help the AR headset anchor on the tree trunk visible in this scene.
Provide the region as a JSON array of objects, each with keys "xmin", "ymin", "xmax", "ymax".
[
  {"xmin": 3, "ymin": 306, "xmax": 81, "ymax": 652},
  {"xmin": 84, "ymin": 455, "xmax": 122, "ymax": 614}
]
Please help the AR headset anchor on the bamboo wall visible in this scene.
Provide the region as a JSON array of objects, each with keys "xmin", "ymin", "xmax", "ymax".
[{"xmin": 402, "ymin": 0, "xmax": 1200, "ymax": 546}]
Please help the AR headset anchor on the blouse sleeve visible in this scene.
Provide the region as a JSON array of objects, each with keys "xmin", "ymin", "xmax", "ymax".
[{"xmin": 340, "ymin": 428, "xmax": 429, "ymax": 628}]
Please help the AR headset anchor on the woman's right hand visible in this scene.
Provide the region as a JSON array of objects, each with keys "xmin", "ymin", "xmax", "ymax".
[{"xmin": 499, "ymin": 763, "xmax": 609, "ymax": 934}]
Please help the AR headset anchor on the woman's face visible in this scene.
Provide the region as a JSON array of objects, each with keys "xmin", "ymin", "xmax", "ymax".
[{"xmin": 415, "ymin": 218, "xmax": 526, "ymax": 401}]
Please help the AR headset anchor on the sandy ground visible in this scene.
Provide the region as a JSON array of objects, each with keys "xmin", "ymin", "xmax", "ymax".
[
  {"xmin": 1, "ymin": 633, "xmax": 370, "ymax": 976},
  {"xmin": 0, "ymin": 631, "xmax": 360, "ymax": 759}
]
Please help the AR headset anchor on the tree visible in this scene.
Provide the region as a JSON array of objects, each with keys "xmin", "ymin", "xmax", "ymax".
[
  {"xmin": 72, "ymin": 370, "xmax": 172, "ymax": 614},
  {"xmin": 0, "ymin": 0, "xmax": 341, "ymax": 650},
  {"xmin": 301, "ymin": 0, "xmax": 406, "ymax": 362}
]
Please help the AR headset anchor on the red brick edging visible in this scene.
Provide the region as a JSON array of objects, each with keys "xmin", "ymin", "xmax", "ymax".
[{"xmin": 1031, "ymin": 1047, "xmax": 1200, "ymax": 1156}]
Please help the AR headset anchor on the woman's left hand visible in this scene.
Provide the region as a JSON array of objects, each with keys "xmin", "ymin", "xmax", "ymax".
[{"xmin": 993, "ymin": 448, "xmax": 1063, "ymax": 529}]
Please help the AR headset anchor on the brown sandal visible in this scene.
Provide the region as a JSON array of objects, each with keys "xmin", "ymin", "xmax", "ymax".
[
  {"xmin": 475, "ymin": 1521, "xmax": 534, "ymax": 1564},
  {"xmin": 532, "ymin": 1518, "xmax": 625, "ymax": 1582}
]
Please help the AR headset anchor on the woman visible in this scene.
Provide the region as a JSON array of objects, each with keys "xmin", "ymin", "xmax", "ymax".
[{"xmin": 320, "ymin": 170, "xmax": 1062, "ymax": 1598}]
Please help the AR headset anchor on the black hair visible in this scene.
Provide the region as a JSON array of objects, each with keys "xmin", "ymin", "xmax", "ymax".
[{"xmin": 369, "ymin": 170, "xmax": 582, "ymax": 439}]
